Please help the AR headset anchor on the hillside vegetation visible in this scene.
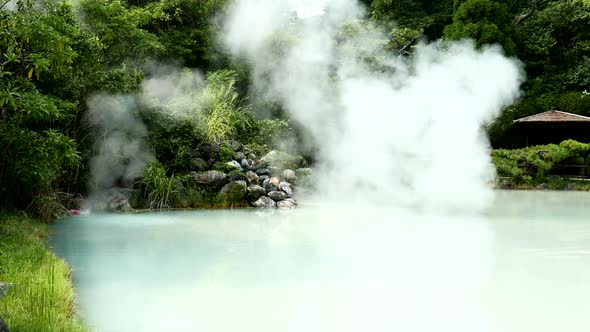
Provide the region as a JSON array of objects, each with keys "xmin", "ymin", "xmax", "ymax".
[{"xmin": 1, "ymin": 0, "xmax": 589, "ymax": 214}]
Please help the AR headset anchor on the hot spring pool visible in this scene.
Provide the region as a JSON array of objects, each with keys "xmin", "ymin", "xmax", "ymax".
[{"xmin": 51, "ymin": 190, "xmax": 590, "ymax": 332}]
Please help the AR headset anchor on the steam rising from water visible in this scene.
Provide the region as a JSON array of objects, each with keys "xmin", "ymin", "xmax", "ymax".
[
  {"xmin": 87, "ymin": 95, "xmax": 153, "ymax": 190},
  {"xmin": 86, "ymin": 68, "xmax": 205, "ymax": 194},
  {"xmin": 223, "ymin": 0, "xmax": 523, "ymax": 211}
]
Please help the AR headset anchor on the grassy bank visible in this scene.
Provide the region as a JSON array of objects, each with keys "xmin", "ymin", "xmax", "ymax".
[{"xmin": 0, "ymin": 214, "xmax": 87, "ymax": 332}]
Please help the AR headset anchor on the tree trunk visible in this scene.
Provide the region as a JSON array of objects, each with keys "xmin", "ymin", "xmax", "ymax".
[{"xmin": 514, "ymin": 0, "xmax": 538, "ymax": 25}]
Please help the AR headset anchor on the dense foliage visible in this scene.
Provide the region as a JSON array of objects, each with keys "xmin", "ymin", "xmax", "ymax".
[
  {"xmin": 492, "ymin": 139, "xmax": 590, "ymax": 187},
  {"xmin": 2, "ymin": 0, "xmax": 590, "ymax": 212}
]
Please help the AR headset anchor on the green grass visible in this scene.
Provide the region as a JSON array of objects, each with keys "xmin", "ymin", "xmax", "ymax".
[
  {"xmin": 141, "ymin": 162, "xmax": 179, "ymax": 209},
  {"xmin": 0, "ymin": 214, "xmax": 88, "ymax": 332}
]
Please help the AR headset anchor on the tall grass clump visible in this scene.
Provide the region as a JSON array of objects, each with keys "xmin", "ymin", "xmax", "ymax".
[
  {"xmin": 197, "ymin": 70, "xmax": 255, "ymax": 143},
  {"xmin": 140, "ymin": 162, "xmax": 179, "ymax": 209},
  {"xmin": 0, "ymin": 214, "xmax": 88, "ymax": 332}
]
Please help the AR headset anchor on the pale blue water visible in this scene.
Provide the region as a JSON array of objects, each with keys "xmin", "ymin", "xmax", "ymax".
[{"xmin": 52, "ymin": 191, "xmax": 590, "ymax": 332}]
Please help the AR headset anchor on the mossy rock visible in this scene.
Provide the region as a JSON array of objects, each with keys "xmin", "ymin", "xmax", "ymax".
[
  {"xmin": 261, "ymin": 150, "xmax": 305, "ymax": 171},
  {"xmin": 218, "ymin": 181, "xmax": 247, "ymax": 203},
  {"xmin": 177, "ymin": 187, "xmax": 204, "ymax": 207},
  {"xmin": 213, "ymin": 161, "xmax": 240, "ymax": 174},
  {"xmin": 188, "ymin": 170, "xmax": 228, "ymax": 187},
  {"xmin": 217, "ymin": 144, "xmax": 237, "ymax": 162}
]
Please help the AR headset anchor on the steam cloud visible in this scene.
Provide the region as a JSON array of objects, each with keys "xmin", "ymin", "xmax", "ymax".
[
  {"xmin": 87, "ymin": 95, "xmax": 153, "ymax": 191},
  {"xmin": 223, "ymin": 0, "xmax": 524, "ymax": 212},
  {"xmin": 1, "ymin": 0, "xmax": 17, "ymax": 12},
  {"xmin": 86, "ymin": 67, "xmax": 207, "ymax": 194}
]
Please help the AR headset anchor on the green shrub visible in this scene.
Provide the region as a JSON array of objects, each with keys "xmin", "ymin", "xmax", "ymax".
[
  {"xmin": 255, "ymin": 118, "xmax": 294, "ymax": 146},
  {"xmin": 492, "ymin": 139, "xmax": 590, "ymax": 184},
  {"xmin": 27, "ymin": 195, "xmax": 69, "ymax": 221},
  {"xmin": 0, "ymin": 125, "xmax": 80, "ymax": 208},
  {"xmin": 243, "ymin": 143, "xmax": 270, "ymax": 157},
  {"xmin": 212, "ymin": 161, "xmax": 238, "ymax": 174},
  {"xmin": 140, "ymin": 162, "xmax": 179, "ymax": 209},
  {"xmin": 217, "ymin": 145, "xmax": 236, "ymax": 162}
]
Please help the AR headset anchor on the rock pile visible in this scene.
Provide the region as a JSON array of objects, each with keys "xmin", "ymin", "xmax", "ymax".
[
  {"xmin": 98, "ymin": 142, "xmax": 313, "ymax": 211},
  {"xmin": 188, "ymin": 149, "xmax": 311, "ymax": 208}
]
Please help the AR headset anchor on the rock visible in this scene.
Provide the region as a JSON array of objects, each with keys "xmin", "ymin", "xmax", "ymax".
[
  {"xmin": 229, "ymin": 171, "xmax": 247, "ymax": 182},
  {"xmin": 0, "ymin": 315, "xmax": 9, "ymax": 332},
  {"xmin": 0, "ymin": 282, "xmax": 13, "ymax": 297},
  {"xmin": 105, "ymin": 187, "xmax": 134, "ymax": 212},
  {"xmin": 236, "ymin": 152, "xmax": 246, "ymax": 161},
  {"xmin": 282, "ymin": 169, "xmax": 297, "ymax": 183},
  {"xmin": 261, "ymin": 150, "xmax": 305, "ymax": 170},
  {"xmin": 196, "ymin": 143, "xmax": 220, "ymax": 160},
  {"xmin": 262, "ymin": 178, "xmax": 272, "ymax": 193},
  {"xmin": 178, "ymin": 187, "xmax": 203, "ymax": 207},
  {"xmin": 218, "ymin": 181, "xmax": 247, "ymax": 203},
  {"xmin": 253, "ymin": 196, "xmax": 276, "ymax": 208},
  {"xmin": 248, "ymin": 153, "xmax": 257, "ymax": 160},
  {"xmin": 295, "ymin": 168, "xmax": 312, "ymax": 177},
  {"xmin": 226, "ymin": 160, "xmax": 243, "ymax": 172},
  {"xmin": 279, "ymin": 182, "xmax": 293, "ymax": 197},
  {"xmin": 263, "ymin": 178, "xmax": 280, "ymax": 193},
  {"xmin": 256, "ymin": 168, "xmax": 271, "ymax": 176},
  {"xmin": 252, "ymin": 160, "xmax": 268, "ymax": 170},
  {"xmin": 53, "ymin": 192, "xmax": 84, "ymax": 210},
  {"xmin": 259, "ymin": 175, "xmax": 270, "ymax": 183},
  {"xmin": 247, "ymin": 185, "xmax": 266, "ymax": 201},
  {"xmin": 536, "ymin": 183, "xmax": 548, "ymax": 190},
  {"xmin": 268, "ymin": 190, "xmax": 289, "ymax": 201},
  {"xmin": 229, "ymin": 140, "xmax": 243, "ymax": 152},
  {"xmin": 186, "ymin": 148, "xmax": 201, "ymax": 158},
  {"xmin": 71, "ymin": 193, "xmax": 85, "ymax": 210},
  {"xmin": 269, "ymin": 177, "xmax": 280, "ymax": 189},
  {"xmin": 190, "ymin": 158, "xmax": 208, "ymax": 172},
  {"xmin": 245, "ymin": 171, "xmax": 259, "ymax": 185},
  {"xmin": 189, "ymin": 170, "xmax": 227, "ymax": 187},
  {"xmin": 565, "ymin": 183, "xmax": 577, "ymax": 191},
  {"xmin": 268, "ymin": 166, "xmax": 281, "ymax": 177},
  {"xmin": 500, "ymin": 179, "xmax": 514, "ymax": 188},
  {"xmin": 241, "ymin": 159, "xmax": 254, "ymax": 171},
  {"xmin": 261, "ymin": 150, "xmax": 279, "ymax": 164},
  {"xmin": 277, "ymin": 198, "xmax": 297, "ymax": 208}
]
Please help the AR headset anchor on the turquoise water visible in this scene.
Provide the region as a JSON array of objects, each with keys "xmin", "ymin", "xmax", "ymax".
[{"xmin": 52, "ymin": 191, "xmax": 590, "ymax": 332}]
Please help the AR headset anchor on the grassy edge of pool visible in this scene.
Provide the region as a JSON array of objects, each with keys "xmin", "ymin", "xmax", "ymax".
[{"xmin": 0, "ymin": 214, "xmax": 88, "ymax": 332}]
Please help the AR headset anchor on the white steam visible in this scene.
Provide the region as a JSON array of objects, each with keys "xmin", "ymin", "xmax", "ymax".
[
  {"xmin": 223, "ymin": 0, "xmax": 523, "ymax": 212},
  {"xmin": 86, "ymin": 68, "xmax": 210, "ymax": 192},
  {"xmin": 0, "ymin": 0, "xmax": 17, "ymax": 12},
  {"xmin": 87, "ymin": 95, "xmax": 153, "ymax": 190}
]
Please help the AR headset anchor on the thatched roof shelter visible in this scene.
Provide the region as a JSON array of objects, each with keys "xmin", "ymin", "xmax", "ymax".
[
  {"xmin": 512, "ymin": 110, "xmax": 590, "ymax": 147},
  {"xmin": 513, "ymin": 110, "xmax": 590, "ymax": 124}
]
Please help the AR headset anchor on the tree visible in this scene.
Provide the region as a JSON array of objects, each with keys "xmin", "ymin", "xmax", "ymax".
[
  {"xmin": 516, "ymin": 0, "xmax": 590, "ymax": 93},
  {"xmin": 139, "ymin": 0, "xmax": 228, "ymax": 69},
  {"xmin": 0, "ymin": 1, "xmax": 81, "ymax": 208},
  {"xmin": 371, "ymin": 0, "xmax": 453, "ymax": 40},
  {"xmin": 444, "ymin": 0, "xmax": 516, "ymax": 54},
  {"xmin": 79, "ymin": 0, "xmax": 163, "ymax": 66}
]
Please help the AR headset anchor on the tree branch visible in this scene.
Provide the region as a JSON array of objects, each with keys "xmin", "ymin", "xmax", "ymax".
[
  {"xmin": 514, "ymin": 0, "xmax": 537, "ymax": 25},
  {"xmin": 0, "ymin": 0, "xmax": 11, "ymax": 11},
  {"xmin": 398, "ymin": 34, "xmax": 424, "ymax": 57}
]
